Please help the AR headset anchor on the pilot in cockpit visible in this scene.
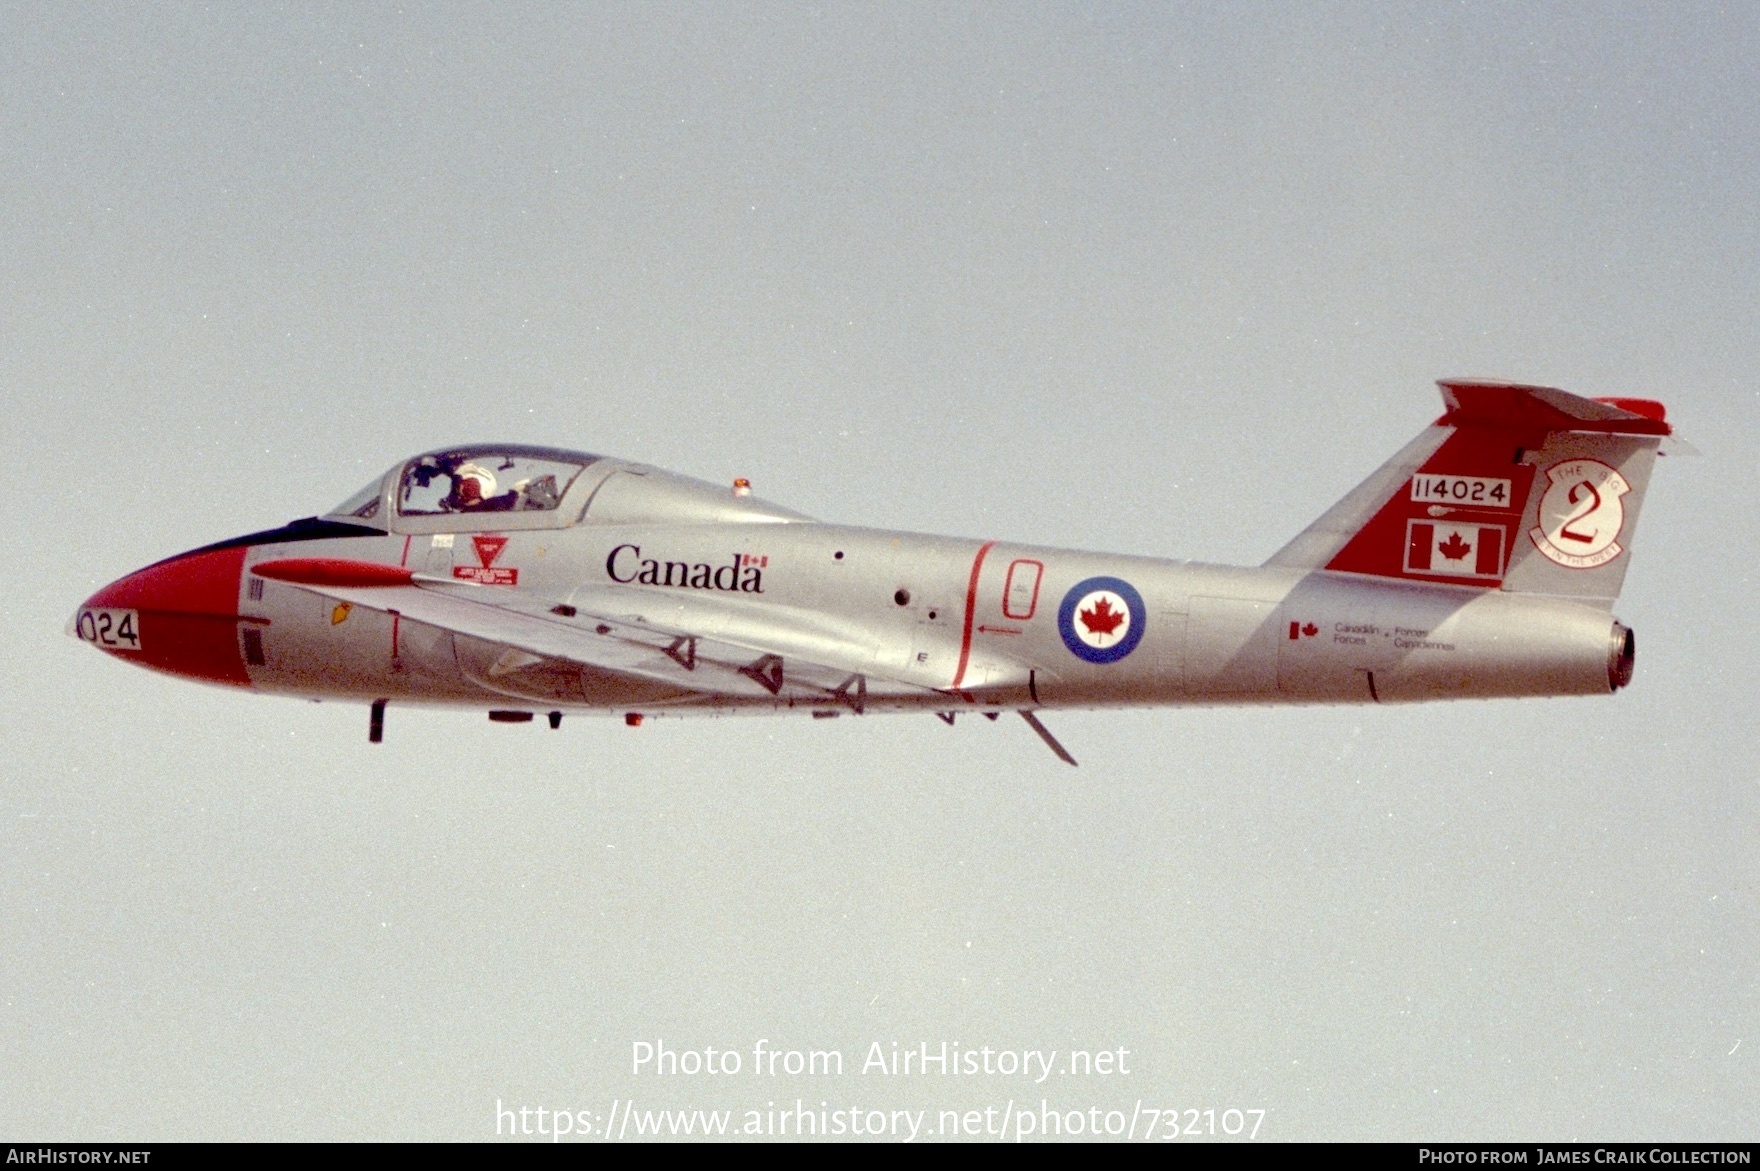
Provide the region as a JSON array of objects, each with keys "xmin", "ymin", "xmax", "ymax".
[
  {"xmin": 399, "ymin": 449, "xmax": 587, "ymax": 517},
  {"xmin": 444, "ymin": 463, "xmax": 517, "ymax": 512}
]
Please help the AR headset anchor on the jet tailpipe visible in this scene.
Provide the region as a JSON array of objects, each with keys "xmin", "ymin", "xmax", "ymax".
[{"xmin": 1609, "ymin": 622, "xmax": 1636, "ymax": 691}]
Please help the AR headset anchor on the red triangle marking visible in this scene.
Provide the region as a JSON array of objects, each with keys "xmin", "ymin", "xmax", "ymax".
[{"xmin": 472, "ymin": 534, "xmax": 509, "ymax": 568}]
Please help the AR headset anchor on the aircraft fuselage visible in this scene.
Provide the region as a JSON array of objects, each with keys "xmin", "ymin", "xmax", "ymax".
[{"xmin": 79, "ymin": 518, "xmax": 1631, "ymax": 716}]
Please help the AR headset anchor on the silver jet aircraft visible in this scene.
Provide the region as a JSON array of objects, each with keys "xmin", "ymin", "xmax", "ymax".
[{"xmin": 73, "ymin": 381, "xmax": 1673, "ymax": 764}]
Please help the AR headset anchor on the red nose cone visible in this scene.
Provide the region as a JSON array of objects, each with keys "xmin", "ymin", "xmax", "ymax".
[{"xmin": 77, "ymin": 546, "xmax": 251, "ymax": 687}]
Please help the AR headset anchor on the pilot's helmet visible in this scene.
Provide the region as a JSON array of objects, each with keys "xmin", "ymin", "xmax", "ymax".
[{"xmin": 454, "ymin": 463, "xmax": 497, "ymax": 503}]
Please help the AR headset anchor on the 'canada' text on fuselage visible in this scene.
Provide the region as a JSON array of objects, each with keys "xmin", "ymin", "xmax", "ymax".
[{"xmin": 605, "ymin": 544, "xmax": 766, "ymax": 593}]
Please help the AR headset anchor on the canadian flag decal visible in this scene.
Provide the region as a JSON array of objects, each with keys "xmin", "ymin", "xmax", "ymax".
[{"xmin": 1404, "ymin": 521, "xmax": 1505, "ymax": 579}]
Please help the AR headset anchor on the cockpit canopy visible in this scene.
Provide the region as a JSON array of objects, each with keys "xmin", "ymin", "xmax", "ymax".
[
  {"xmin": 325, "ymin": 443, "xmax": 810, "ymax": 532},
  {"xmin": 395, "ymin": 445, "xmax": 597, "ymax": 517},
  {"xmin": 326, "ymin": 445, "xmax": 602, "ymax": 532}
]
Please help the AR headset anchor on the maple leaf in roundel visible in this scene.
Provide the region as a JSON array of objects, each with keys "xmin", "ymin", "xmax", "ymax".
[
  {"xmin": 1079, "ymin": 596, "xmax": 1127, "ymax": 639},
  {"xmin": 1437, "ymin": 531, "xmax": 1473, "ymax": 561}
]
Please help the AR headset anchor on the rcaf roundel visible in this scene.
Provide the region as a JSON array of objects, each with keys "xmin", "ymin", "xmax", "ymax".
[{"xmin": 1058, "ymin": 576, "xmax": 1147, "ymax": 664}]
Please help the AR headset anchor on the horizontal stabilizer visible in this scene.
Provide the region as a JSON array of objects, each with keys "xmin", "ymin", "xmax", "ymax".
[{"xmin": 1438, "ymin": 380, "xmax": 1670, "ymax": 436}]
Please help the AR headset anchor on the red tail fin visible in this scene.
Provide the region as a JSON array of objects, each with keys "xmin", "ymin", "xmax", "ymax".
[{"xmin": 1267, "ymin": 381, "xmax": 1671, "ymax": 604}]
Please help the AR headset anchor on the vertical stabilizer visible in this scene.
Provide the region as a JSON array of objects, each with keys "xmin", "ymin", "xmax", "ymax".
[{"xmin": 1266, "ymin": 381, "xmax": 1671, "ymax": 606}]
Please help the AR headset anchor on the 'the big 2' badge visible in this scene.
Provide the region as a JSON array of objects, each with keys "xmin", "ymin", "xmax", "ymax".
[{"xmin": 1530, "ymin": 459, "xmax": 1631, "ymax": 570}]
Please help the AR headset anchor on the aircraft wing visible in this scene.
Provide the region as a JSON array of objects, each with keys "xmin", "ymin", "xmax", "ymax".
[{"xmin": 251, "ymin": 558, "xmax": 942, "ymax": 709}]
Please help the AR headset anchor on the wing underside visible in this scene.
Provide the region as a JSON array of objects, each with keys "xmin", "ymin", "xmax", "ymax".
[{"xmin": 269, "ymin": 575, "xmax": 945, "ymax": 711}]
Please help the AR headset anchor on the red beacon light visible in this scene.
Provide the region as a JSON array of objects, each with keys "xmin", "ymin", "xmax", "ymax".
[{"xmin": 731, "ymin": 477, "xmax": 752, "ymax": 498}]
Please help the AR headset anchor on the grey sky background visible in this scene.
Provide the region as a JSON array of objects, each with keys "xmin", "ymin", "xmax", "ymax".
[{"xmin": 3, "ymin": 2, "xmax": 1756, "ymax": 1140}]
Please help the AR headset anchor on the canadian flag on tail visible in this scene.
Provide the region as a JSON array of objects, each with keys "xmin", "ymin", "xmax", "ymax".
[{"xmin": 1404, "ymin": 521, "xmax": 1506, "ymax": 579}]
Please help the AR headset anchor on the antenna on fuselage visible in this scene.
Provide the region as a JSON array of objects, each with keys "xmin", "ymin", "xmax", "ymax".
[{"xmin": 1018, "ymin": 710, "xmax": 1077, "ymax": 767}]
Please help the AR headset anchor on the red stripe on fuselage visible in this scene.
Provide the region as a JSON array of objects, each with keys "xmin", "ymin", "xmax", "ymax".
[
  {"xmin": 950, "ymin": 540, "xmax": 997, "ymax": 691},
  {"xmin": 393, "ymin": 535, "xmax": 412, "ymax": 659}
]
